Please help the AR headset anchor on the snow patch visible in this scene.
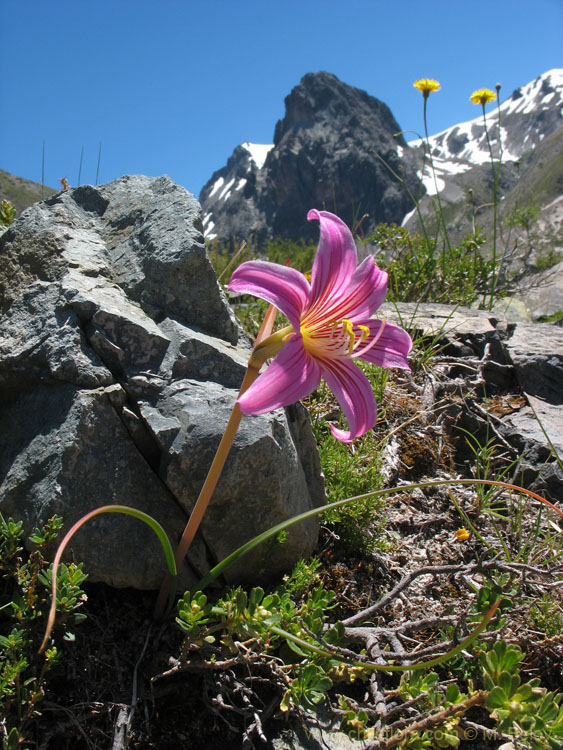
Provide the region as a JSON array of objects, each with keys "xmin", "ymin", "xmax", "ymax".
[
  {"xmin": 203, "ymin": 219, "xmax": 216, "ymax": 240},
  {"xmin": 208, "ymin": 176, "xmax": 224, "ymax": 198},
  {"xmin": 242, "ymin": 142, "xmax": 273, "ymax": 170},
  {"xmin": 218, "ymin": 178, "xmax": 235, "ymax": 201},
  {"xmin": 401, "ymin": 207, "xmax": 417, "ymax": 226}
]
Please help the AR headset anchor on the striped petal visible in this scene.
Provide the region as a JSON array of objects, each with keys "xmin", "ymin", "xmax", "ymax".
[
  {"xmin": 320, "ymin": 358, "xmax": 378, "ymax": 442},
  {"xmin": 305, "ymin": 255, "xmax": 388, "ymax": 328},
  {"xmin": 228, "ymin": 260, "xmax": 310, "ymax": 330},
  {"xmin": 307, "ymin": 210, "xmax": 358, "ymax": 310},
  {"xmin": 355, "ymin": 320, "xmax": 412, "ymax": 369},
  {"xmin": 237, "ymin": 336, "xmax": 321, "ymax": 415}
]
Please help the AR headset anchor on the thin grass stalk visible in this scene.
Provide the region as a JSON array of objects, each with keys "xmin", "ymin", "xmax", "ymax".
[
  {"xmin": 421, "ymin": 95, "xmax": 452, "ymax": 255},
  {"xmin": 95, "ymin": 142, "xmax": 102, "ymax": 186},
  {"xmin": 41, "ymin": 139, "xmax": 45, "ymax": 199},
  {"xmin": 77, "ymin": 146, "xmax": 84, "ymax": 187},
  {"xmin": 480, "ymin": 100, "xmax": 502, "ymax": 309}
]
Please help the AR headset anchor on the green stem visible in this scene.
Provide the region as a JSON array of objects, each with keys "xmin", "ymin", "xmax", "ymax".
[
  {"xmin": 422, "ymin": 95, "xmax": 452, "ymax": 255},
  {"xmin": 39, "ymin": 505, "xmax": 176, "ymax": 653},
  {"xmin": 197, "ymin": 478, "xmax": 561, "ymax": 590},
  {"xmin": 481, "ymin": 102, "xmax": 500, "ymax": 309}
]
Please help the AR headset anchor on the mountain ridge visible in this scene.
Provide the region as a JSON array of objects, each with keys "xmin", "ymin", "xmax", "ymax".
[{"xmin": 200, "ymin": 69, "xmax": 563, "ymax": 254}]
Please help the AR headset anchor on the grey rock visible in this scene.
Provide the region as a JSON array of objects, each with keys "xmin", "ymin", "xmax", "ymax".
[
  {"xmin": 136, "ymin": 379, "xmax": 319, "ymax": 582},
  {"xmin": 489, "ymin": 296, "xmax": 533, "ymax": 323},
  {"xmin": 0, "ymin": 384, "xmax": 193, "ymax": 589},
  {"xmin": 518, "ymin": 261, "xmax": 563, "ymax": 321},
  {"xmin": 504, "ymin": 322, "xmax": 563, "ymax": 403},
  {"xmin": 0, "ymin": 176, "xmax": 325, "ymax": 589},
  {"xmin": 379, "ymin": 301, "xmax": 504, "ymax": 359},
  {"xmin": 384, "ymin": 303, "xmax": 562, "ymax": 502}
]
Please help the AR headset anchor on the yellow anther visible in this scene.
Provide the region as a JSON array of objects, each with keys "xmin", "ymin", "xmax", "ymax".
[
  {"xmin": 357, "ymin": 324, "xmax": 370, "ymax": 342},
  {"xmin": 341, "ymin": 319, "xmax": 355, "ymax": 354}
]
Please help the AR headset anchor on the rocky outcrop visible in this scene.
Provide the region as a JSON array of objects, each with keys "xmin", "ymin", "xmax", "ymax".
[
  {"xmin": 380, "ymin": 302, "xmax": 563, "ymax": 502},
  {"xmin": 0, "ymin": 176, "xmax": 325, "ymax": 590},
  {"xmin": 200, "ymin": 72, "xmax": 420, "ymax": 246}
]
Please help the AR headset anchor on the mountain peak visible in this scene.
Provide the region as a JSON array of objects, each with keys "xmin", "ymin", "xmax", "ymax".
[{"xmin": 274, "ymin": 71, "xmax": 406, "ymax": 147}]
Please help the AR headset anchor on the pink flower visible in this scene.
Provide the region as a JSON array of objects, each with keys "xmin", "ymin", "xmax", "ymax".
[{"xmin": 228, "ymin": 210, "xmax": 412, "ymax": 442}]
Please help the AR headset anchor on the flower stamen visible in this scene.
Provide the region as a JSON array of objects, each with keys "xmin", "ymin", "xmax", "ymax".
[{"xmin": 352, "ymin": 319, "xmax": 387, "ymax": 358}]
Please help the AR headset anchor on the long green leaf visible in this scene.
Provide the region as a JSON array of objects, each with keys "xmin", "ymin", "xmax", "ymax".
[
  {"xmin": 39, "ymin": 505, "xmax": 176, "ymax": 653},
  {"xmin": 197, "ymin": 478, "xmax": 561, "ymax": 590}
]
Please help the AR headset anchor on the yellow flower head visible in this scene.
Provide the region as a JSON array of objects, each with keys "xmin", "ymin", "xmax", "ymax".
[
  {"xmin": 470, "ymin": 88, "xmax": 497, "ymax": 106},
  {"xmin": 414, "ymin": 78, "xmax": 441, "ymax": 98},
  {"xmin": 455, "ymin": 528, "xmax": 471, "ymax": 542}
]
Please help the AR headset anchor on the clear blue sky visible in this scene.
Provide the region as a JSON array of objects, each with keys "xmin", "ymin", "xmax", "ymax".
[{"xmin": 1, "ymin": 0, "xmax": 561, "ymax": 198}]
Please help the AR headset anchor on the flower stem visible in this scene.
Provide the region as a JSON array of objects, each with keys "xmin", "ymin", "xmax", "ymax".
[
  {"xmin": 422, "ymin": 95, "xmax": 452, "ymax": 255},
  {"xmin": 153, "ymin": 304, "xmax": 277, "ymax": 620},
  {"xmin": 481, "ymin": 101, "xmax": 500, "ymax": 309}
]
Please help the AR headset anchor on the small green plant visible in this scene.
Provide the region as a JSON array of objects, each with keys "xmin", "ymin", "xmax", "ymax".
[
  {"xmin": 337, "ymin": 641, "xmax": 563, "ymax": 748},
  {"xmin": 282, "ymin": 556, "xmax": 322, "ymax": 597},
  {"xmin": 0, "ymin": 513, "xmax": 87, "ymax": 744},
  {"xmin": 535, "ymin": 247, "xmax": 563, "ymax": 271},
  {"xmin": 367, "ymin": 224, "xmax": 491, "ymax": 307},
  {"xmin": 481, "ymin": 641, "xmax": 563, "ymax": 743},
  {"xmin": 528, "ymin": 593, "xmax": 563, "ymax": 639},
  {"xmin": 175, "ymin": 582, "xmax": 345, "ymax": 713},
  {"xmin": 0, "ymin": 200, "xmax": 16, "ymax": 226}
]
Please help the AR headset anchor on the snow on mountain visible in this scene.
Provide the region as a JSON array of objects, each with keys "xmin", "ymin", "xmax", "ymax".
[
  {"xmin": 411, "ymin": 69, "xmax": 563, "ymax": 166},
  {"xmin": 242, "ymin": 142, "xmax": 273, "ymax": 170},
  {"xmin": 201, "ymin": 142, "xmax": 274, "ymax": 240},
  {"xmin": 404, "ymin": 69, "xmax": 563, "ymax": 213}
]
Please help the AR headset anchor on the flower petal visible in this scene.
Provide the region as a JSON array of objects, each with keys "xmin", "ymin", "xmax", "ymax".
[
  {"xmin": 320, "ymin": 358, "xmax": 378, "ymax": 442},
  {"xmin": 237, "ymin": 336, "xmax": 321, "ymax": 415},
  {"xmin": 307, "ymin": 210, "xmax": 358, "ymax": 310},
  {"xmin": 228, "ymin": 260, "xmax": 310, "ymax": 330},
  {"xmin": 307, "ymin": 255, "xmax": 388, "ymax": 327},
  {"xmin": 355, "ymin": 320, "xmax": 412, "ymax": 369}
]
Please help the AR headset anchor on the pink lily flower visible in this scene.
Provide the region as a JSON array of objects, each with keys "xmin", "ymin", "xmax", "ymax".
[{"xmin": 227, "ymin": 209, "xmax": 412, "ymax": 442}]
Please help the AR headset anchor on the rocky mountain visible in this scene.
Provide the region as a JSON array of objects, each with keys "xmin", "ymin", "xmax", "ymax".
[
  {"xmin": 404, "ymin": 69, "xmax": 563, "ymax": 265},
  {"xmin": 200, "ymin": 71, "xmax": 420, "ymax": 245},
  {"xmin": 200, "ymin": 69, "xmax": 563, "ymax": 255}
]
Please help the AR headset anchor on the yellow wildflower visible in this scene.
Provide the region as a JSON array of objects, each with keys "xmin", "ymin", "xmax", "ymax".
[
  {"xmin": 455, "ymin": 528, "xmax": 471, "ymax": 542},
  {"xmin": 470, "ymin": 88, "xmax": 497, "ymax": 105},
  {"xmin": 413, "ymin": 78, "xmax": 441, "ymax": 98}
]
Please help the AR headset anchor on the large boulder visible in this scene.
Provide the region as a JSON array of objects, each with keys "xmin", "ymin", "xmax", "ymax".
[{"xmin": 0, "ymin": 176, "xmax": 325, "ymax": 589}]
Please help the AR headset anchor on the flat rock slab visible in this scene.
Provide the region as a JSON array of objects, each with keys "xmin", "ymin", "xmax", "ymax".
[{"xmin": 379, "ymin": 302, "xmax": 496, "ymax": 338}]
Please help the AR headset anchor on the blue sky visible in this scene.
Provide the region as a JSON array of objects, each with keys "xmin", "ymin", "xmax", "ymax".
[{"xmin": 1, "ymin": 0, "xmax": 561, "ymax": 198}]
